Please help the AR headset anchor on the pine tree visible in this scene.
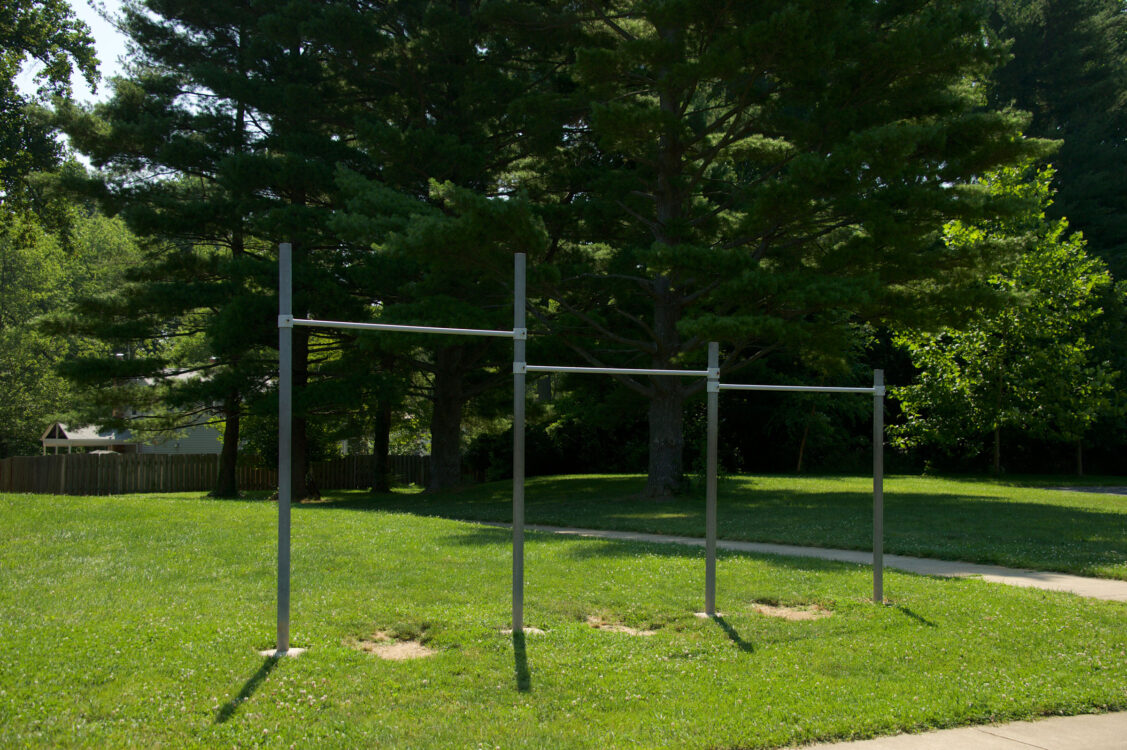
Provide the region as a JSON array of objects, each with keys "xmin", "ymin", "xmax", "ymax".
[
  {"xmin": 57, "ymin": 0, "xmax": 364, "ymax": 497},
  {"xmin": 535, "ymin": 0, "xmax": 1048, "ymax": 496},
  {"xmin": 986, "ymin": 0, "xmax": 1127, "ymax": 274},
  {"xmin": 329, "ymin": 0, "xmax": 574, "ymax": 491}
]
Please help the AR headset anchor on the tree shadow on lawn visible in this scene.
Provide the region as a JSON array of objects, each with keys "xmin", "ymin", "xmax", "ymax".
[
  {"xmin": 927, "ymin": 474, "xmax": 1127, "ymax": 489},
  {"xmin": 438, "ymin": 526, "xmax": 867, "ymax": 578},
  {"xmin": 215, "ymin": 656, "xmax": 279, "ymax": 724},
  {"xmin": 302, "ymin": 485, "xmax": 1127, "ymax": 574}
]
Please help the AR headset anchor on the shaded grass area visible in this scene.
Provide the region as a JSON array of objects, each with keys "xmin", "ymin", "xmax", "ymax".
[
  {"xmin": 323, "ymin": 474, "xmax": 1127, "ymax": 580},
  {"xmin": 2, "ymin": 491, "xmax": 1127, "ymax": 748}
]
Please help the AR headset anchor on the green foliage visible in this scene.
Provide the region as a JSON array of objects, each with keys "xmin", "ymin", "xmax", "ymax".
[
  {"xmin": 892, "ymin": 166, "xmax": 1119, "ymax": 470},
  {"xmin": 0, "ymin": 212, "xmax": 69, "ymax": 455},
  {"xmin": 0, "ymin": 0, "xmax": 96, "ymax": 202},
  {"xmin": 329, "ymin": 1, "xmax": 574, "ymax": 490},
  {"xmin": 53, "ymin": 0, "xmax": 374, "ymax": 495},
  {"xmin": 0, "ymin": 198, "xmax": 143, "ymax": 457},
  {"xmin": 987, "ymin": 0, "xmax": 1127, "ymax": 274},
  {"xmin": 530, "ymin": 0, "xmax": 1049, "ymax": 494}
]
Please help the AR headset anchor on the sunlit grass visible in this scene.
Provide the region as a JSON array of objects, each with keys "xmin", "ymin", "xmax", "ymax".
[{"xmin": 1, "ymin": 490, "xmax": 1126, "ymax": 748}]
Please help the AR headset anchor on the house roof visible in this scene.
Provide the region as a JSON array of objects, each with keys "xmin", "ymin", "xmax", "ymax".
[{"xmin": 40, "ymin": 422, "xmax": 130, "ymax": 447}]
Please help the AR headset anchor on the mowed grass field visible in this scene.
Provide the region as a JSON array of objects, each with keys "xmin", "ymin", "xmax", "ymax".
[
  {"xmin": 2, "ymin": 485, "xmax": 1127, "ymax": 748},
  {"xmin": 350, "ymin": 474, "xmax": 1127, "ymax": 580}
]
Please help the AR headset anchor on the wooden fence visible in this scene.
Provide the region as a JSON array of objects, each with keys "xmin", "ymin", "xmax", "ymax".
[{"xmin": 0, "ymin": 453, "xmax": 429, "ymax": 496}]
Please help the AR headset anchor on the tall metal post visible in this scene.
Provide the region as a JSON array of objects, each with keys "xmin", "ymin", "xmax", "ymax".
[
  {"xmin": 873, "ymin": 369, "xmax": 884, "ymax": 604},
  {"xmin": 512, "ymin": 253, "xmax": 527, "ymax": 632},
  {"xmin": 277, "ymin": 242, "xmax": 293, "ymax": 652},
  {"xmin": 705, "ymin": 342, "xmax": 719, "ymax": 616}
]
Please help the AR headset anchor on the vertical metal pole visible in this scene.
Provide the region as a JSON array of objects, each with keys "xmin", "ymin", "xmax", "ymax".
[
  {"xmin": 277, "ymin": 242, "xmax": 293, "ymax": 652},
  {"xmin": 705, "ymin": 342, "xmax": 719, "ymax": 616},
  {"xmin": 873, "ymin": 369, "xmax": 884, "ymax": 604},
  {"xmin": 513, "ymin": 253, "xmax": 527, "ymax": 632}
]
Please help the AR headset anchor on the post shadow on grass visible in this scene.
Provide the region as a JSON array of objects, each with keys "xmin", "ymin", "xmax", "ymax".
[
  {"xmin": 512, "ymin": 631, "xmax": 531, "ymax": 692},
  {"xmin": 215, "ymin": 656, "xmax": 279, "ymax": 724},
  {"xmin": 711, "ymin": 615, "xmax": 755, "ymax": 653},
  {"xmin": 895, "ymin": 605, "xmax": 938, "ymax": 628}
]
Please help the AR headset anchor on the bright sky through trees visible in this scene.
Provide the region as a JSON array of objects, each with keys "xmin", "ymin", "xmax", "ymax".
[{"xmin": 15, "ymin": 0, "xmax": 126, "ymax": 103}]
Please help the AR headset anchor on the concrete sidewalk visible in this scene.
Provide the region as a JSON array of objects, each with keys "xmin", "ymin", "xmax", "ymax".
[
  {"xmin": 795, "ymin": 711, "xmax": 1127, "ymax": 749},
  {"xmin": 487, "ymin": 522, "xmax": 1127, "ymax": 601}
]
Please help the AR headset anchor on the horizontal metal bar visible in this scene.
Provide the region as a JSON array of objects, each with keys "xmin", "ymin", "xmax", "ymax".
[
  {"xmin": 291, "ymin": 318, "xmax": 517, "ymax": 338},
  {"xmin": 526, "ymin": 364, "xmax": 708, "ymax": 377},
  {"xmin": 718, "ymin": 383, "xmax": 877, "ymax": 394}
]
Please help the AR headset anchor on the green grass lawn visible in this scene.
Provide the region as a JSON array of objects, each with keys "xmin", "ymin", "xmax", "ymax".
[
  {"xmin": 341, "ymin": 474, "xmax": 1127, "ymax": 580},
  {"xmin": 2, "ymin": 490, "xmax": 1127, "ymax": 748}
]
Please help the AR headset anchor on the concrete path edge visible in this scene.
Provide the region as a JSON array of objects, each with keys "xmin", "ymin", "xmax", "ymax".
[{"xmin": 477, "ymin": 522, "xmax": 1127, "ymax": 601}]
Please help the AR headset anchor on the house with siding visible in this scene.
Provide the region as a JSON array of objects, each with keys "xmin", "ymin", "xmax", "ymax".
[
  {"xmin": 40, "ymin": 420, "xmax": 223, "ymax": 455},
  {"xmin": 40, "ymin": 367, "xmax": 226, "ymax": 456}
]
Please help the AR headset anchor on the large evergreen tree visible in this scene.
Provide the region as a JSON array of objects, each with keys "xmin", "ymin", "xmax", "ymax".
[
  {"xmin": 330, "ymin": 0, "xmax": 573, "ymax": 491},
  {"xmin": 58, "ymin": 0, "xmax": 365, "ymax": 497},
  {"xmin": 986, "ymin": 0, "xmax": 1127, "ymax": 274},
  {"xmin": 532, "ymin": 0, "xmax": 1047, "ymax": 496}
]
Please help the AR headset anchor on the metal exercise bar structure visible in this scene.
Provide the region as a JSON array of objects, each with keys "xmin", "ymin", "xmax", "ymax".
[
  {"xmin": 520, "ymin": 356, "xmax": 726, "ymax": 621},
  {"xmin": 275, "ymin": 246, "xmax": 526, "ymax": 653},
  {"xmin": 289, "ymin": 318, "xmax": 517, "ymax": 338},
  {"xmin": 276, "ymin": 242, "xmax": 888, "ymax": 654},
  {"xmin": 705, "ymin": 369, "xmax": 888, "ymax": 610},
  {"xmin": 277, "ymin": 243, "xmax": 293, "ymax": 653},
  {"xmin": 525, "ymin": 365, "xmax": 708, "ymax": 377},
  {"xmin": 705, "ymin": 343, "xmax": 720, "ymax": 614},
  {"xmin": 873, "ymin": 370, "xmax": 885, "ymax": 603},
  {"xmin": 512, "ymin": 254, "xmax": 527, "ymax": 633}
]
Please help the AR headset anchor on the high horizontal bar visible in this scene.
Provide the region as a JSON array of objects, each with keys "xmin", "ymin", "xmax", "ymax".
[
  {"xmin": 719, "ymin": 383, "xmax": 881, "ymax": 394},
  {"xmin": 291, "ymin": 318, "xmax": 520, "ymax": 339},
  {"xmin": 526, "ymin": 364, "xmax": 709, "ymax": 377}
]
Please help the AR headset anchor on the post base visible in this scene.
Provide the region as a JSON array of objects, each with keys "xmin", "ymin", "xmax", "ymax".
[{"xmin": 259, "ymin": 647, "xmax": 307, "ymax": 658}]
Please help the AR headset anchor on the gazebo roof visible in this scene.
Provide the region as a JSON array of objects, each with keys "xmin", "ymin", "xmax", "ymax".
[{"xmin": 40, "ymin": 422, "xmax": 129, "ymax": 448}]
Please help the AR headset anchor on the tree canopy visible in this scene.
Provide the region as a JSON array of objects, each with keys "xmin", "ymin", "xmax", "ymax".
[
  {"xmin": 1, "ymin": 0, "xmax": 96, "ymax": 203},
  {"xmin": 21, "ymin": 0, "xmax": 1122, "ymax": 486},
  {"xmin": 893, "ymin": 166, "xmax": 1120, "ymax": 474},
  {"xmin": 530, "ymin": 0, "xmax": 1048, "ymax": 494}
]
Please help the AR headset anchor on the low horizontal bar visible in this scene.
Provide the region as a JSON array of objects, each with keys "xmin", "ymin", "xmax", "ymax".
[
  {"xmin": 719, "ymin": 383, "xmax": 879, "ymax": 394},
  {"xmin": 527, "ymin": 364, "xmax": 708, "ymax": 377},
  {"xmin": 291, "ymin": 318, "xmax": 517, "ymax": 339}
]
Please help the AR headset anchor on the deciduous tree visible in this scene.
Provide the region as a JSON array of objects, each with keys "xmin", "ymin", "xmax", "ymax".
[{"xmin": 893, "ymin": 166, "xmax": 1119, "ymax": 474}]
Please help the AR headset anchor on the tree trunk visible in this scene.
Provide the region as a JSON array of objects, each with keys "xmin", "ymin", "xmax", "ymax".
[
  {"xmin": 644, "ymin": 278, "xmax": 687, "ymax": 498},
  {"xmin": 796, "ymin": 405, "xmax": 815, "ymax": 474},
  {"xmin": 428, "ymin": 346, "xmax": 465, "ymax": 492},
  {"xmin": 371, "ymin": 399, "xmax": 392, "ymax": 493},
  {"xmin": 211, "ymin": 389, "xmax": 241, "ymax": 497},
  {"xmin": 645, "ymin": 381, "xmax": 686, "ymax": 498},
  {"xmin": 992, "ymin": 425, "xmax": 1001, "ymax": 476},
  {"xmin": 292, "ymin": 326, "xmax": 310, "ymax": 500},
  {"xmin": 1076, "ymin": 440, "xmax": 1084, "ymax": 477}
]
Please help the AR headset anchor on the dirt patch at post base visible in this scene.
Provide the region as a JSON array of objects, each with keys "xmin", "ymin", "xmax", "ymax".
[
  {"xmin": 350, "ymin": 631, "xmax": 436, "ymax": 661},
  {"xmin": 751, "ymin": 603, "xmax": 831, "ymax": 621},
  {"xmin": 586, "ymin": 616, "xmax": 657, "ymax": 636}
]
